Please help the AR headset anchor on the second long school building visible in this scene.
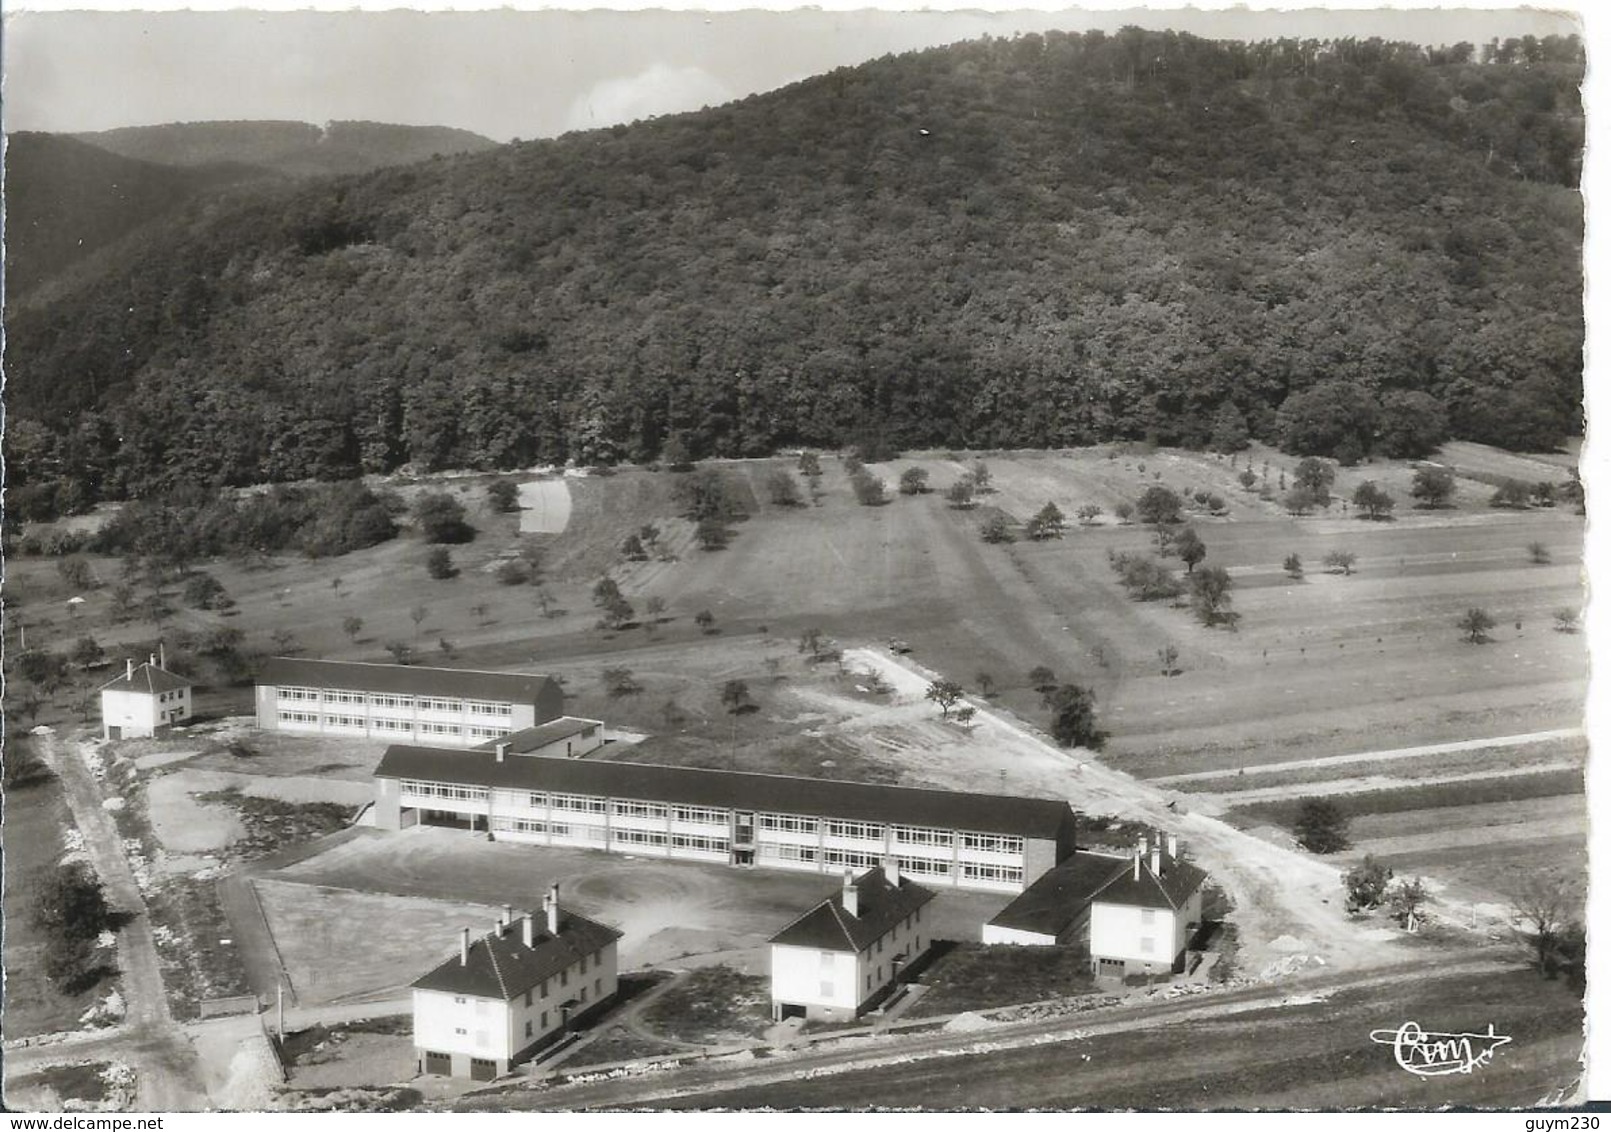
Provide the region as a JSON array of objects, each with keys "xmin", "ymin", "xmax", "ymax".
[{"xmin": 373, "ymin": 744, "xmax": 1078, "ymax": 893}]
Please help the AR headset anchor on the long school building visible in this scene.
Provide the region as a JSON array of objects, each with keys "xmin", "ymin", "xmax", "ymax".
[
  {"xmin": 255, "ymin": 658, "xmax": 564, "ymax": 748},
  {"xmin": 372, "ymin": 745, "xmax": 1078, "ymax": 893}
]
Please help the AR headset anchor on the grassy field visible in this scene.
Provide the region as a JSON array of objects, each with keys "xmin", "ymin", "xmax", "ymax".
[
  {"xmin": 639, "ymin": 965, "xmax": 772, "ymax": 1046},
  {"xmin": 905, "ymin": 942, "xmax": 1098, "ymax": 1019},
  {"xmin": 1223, "ymin": 768, "xmax": 1585, "ymax": 831},
  {"xmin": 0, "ymin": 741, "xmax": 116, "ymax": 1038}
]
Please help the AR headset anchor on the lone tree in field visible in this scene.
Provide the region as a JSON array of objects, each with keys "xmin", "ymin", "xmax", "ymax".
[
  {"xmin": 1553, "ymin": 607, "xmax": 1580, "ymax": 633},
  {"xmin": 851, "ymin": 472, "xmax": 888, "ymax": 506},
  {"xmin": 621, "ymin": 533, "xmax": 649, "ymax": 561},
  {"xmin": 1047, "ymin": 684, "xmax": 1104, "ymax": 749},
  {"xmin": 425, "ymin": 547, "xmax": 456, "ymax": 580},
  {"xmin": 766, "ymin": 469, "xmax": 803, "ymax": 508},
  {"xmin": 414, "ymin": 492, "xmax": 475, "ymax": 543},
  {"xmin": 1508, "ymin": 872, "xmax": 1586, "ymax": 985},
  {"xmin": 1410, "ymin": 466, "xmax": 1456, "ymax": 509},
  {"xmin": 797, "ymin": 450, "xmax": 822, "ymax": 478},
  {"xmin": 1025, "ymin": 502, "xmax": 1067, "ymax": 541},
  {"xmin": 384, "ymin": 641, "xmax": 415, "ymax": 665},
  {"xmin": 1343, "ymin": 855, "xmax": 1393, "ymax": 911},
  {"xmin": 1389, "ymin": 877, "xmax": 1429, "ymax": 929},
  {"xmin": 1323, "ymin": 550, "xmax": 1358, "ymax": 576},
  {"xmin": 1157, "ymin": 643, "xmax": 1181, "ymax": 677},
  {"xmin": 695, "ymin": 517, "xmax": 730, "ymax": 551},
  {"xmin": 720, "ymin": 679, "xmax": 753, "ymax": 714},
  {"xmin": 602, "ymin": 667, "xmax": 641, "ymax": 697},
  {"xmin": 1114, "ymin": 501, "xmax": 1135, "ymax": 525},
  {"xmin": 979, "ymin": 513, "xmax": 1013, "ymax": 544},
  {"xmin": 1076, "ymin": 504, "xmax": 1103, "ymax": 526},
  {"xmin": 487, "ymin": 480, "xmax": 519, "ymax": 513},
  {"xmin": 1283, "ymin": 553, "xmax": 1304, "ymax": 580},
  {"xmin": 970, "ymin": 461, "xmax": 993, "ymax": 492},
  {"xmin": 975, "ymin": 671, "xmax": 996, "ymax": 698},
  {"xmin": 343, "ymin": 615, "xmax": 364, "ymax": 643},
  {"xmin": 1293, "ymin": 798, "xmax": 1350, "ymax": 854},
  {"xmin": 1293, "ymin": 457, "xmax": 1336, "ymax": 500},
  {"xmin": 592, "ymin": 578, "xmax": 634, "ymax": 630},
  {"xmin": 1352, "ymin": 481, "xmax": 1395, "ymax": 521},
  {"xmin": 1527, "ymin": 541, "xmax": 1551, "ymax": 565},
  {"xmin": 944, "ymin": 478, "xmax": 976, "ymax": 509},
  {"xmin": 71, "ymin": 636, "xmax": 105, "ymax": 671},
  {"xmin": 925, "ymin": 679, "xmax": 965, "ymax": 720},
  {"xmin": 1136, "ymin": 485, "xmax": 1183, "ymax": 527},
  {"xmin": 695, "ymin": 609, "xmax": 717, "ymax": 635},
  {"xmin": 644, "ymin": 596, "xmax": 666, "ymax": 624},
  {"xmin": 1189, "ymin": 566, "xmax": 1235, "ymax": 627},
  {"xmin": 409, "ymin": 604, "xmax": 430, "ymax": 640},
  {"xmin": 1238, "ymin": 468, "xmax": 1258, "ymax": 491},
  {"xmin": 1173, "ymin": 527, "xmax": 1206, "ymax": 573},
  {"xmin": 1282, "ymin": 485, "xmax": 1327, "ymax": 515},
  {"xmin": 1458, "ymin": 607, "xmax": 1496, "ymax": 644},
  {"xmin": 899, "ymin": 467, "xmax": 931, "ymax": 496},
  {"xmin": 1490, "ymin": 479, "xmax": 1532, "ymax": 509},
  {"xmin": 1027, "ymin": 665, "xmax": 1057, "ymax": 692}
]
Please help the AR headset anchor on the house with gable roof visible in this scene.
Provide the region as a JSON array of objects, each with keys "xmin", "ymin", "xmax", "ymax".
[
  {"xmin": 411, "ymin": 884, "xmax": 622, "ymax": 1080},
  {"xmin": 768, "ymin": 862, "xmax": 935, "ymax": 1022},
  {"xmin": 100, "ymin": 655, "xmax": 193, "ymax": 739}
]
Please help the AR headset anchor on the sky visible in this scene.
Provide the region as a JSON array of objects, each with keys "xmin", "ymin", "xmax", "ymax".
[{"xmin": 0, "ymin": 5, "xmax": 1587, "ymax": 141}]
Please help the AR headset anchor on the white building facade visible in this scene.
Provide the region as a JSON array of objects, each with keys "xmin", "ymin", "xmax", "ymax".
[
  {"xmin": 412, "ymin": 887, "xmax": 621, "ymax": 1080},
  {"xmin": 100, "ymin": 658, "xmax": 192, "ymax": 740}
]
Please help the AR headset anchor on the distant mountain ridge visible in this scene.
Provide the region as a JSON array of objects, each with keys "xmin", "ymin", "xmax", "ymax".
[
  {"xmin": 72, "ymin": 120, "xmax": 500, "ymax": 178},
  {"xmin": 4, "ymin": 30, "xmax": 1584, "ymax": 516}
]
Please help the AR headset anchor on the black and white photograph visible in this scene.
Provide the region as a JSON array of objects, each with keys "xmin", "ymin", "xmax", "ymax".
[{"xmin": 0, "ymin": 1, "xmax": 1601, "ymax": 1116}]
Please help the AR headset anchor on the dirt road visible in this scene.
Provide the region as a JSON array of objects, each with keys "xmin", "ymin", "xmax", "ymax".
[
  {"xmin": 518, "ymin": 477, "xmax": 573, "ymax": 534},
  {"xmin": 21, "ymin": 731, "xmax": 208, "ymax": 1110}
]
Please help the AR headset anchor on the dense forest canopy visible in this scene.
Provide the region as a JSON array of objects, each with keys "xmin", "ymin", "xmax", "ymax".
[{"xmin": 5, "ymin": 29, "xmax": 1584, "ymax": 518}]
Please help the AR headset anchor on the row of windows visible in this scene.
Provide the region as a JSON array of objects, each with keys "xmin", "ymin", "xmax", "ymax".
[
  {"xmin": 961, "ymin": 862, "xmax": 1024, "ymax": 884},
  {"xmin": 157, "ymin": 690, "xmax": 185, "ymax": 704},
  {"xmin": 672, "ymin": 833, "xmax": 730, "ymax": 854},
  {"xmin": 759, "ymin": 842, "xmax": 819, "ymax": 863},
  {"xmin": 402, "ymin": 780, "xmax": 488, "ymax": 802},
  {"xmin": 895, "ymin": 855, "xmax": 954, "ymax": 877},
  {"xmin": 280, "ymin": 689, "xmax": 514, "ymax": 712},
  {"xmin": 892, "ymin": 825, "xmax": 954, "ymax": 848},
  {"xmin": 758, "ymin": 813, "xmax": 819, "ymax": 834},
  {"xmin": 825, "ymin": 820, "xmax": 884, "ymax": 842},
  {"xmin": 374, "ymin": 717, "xmax": 415, "ymax": 733},
  {"xmin": 279, "ymin": 710, "xmax": 319, "ymax": 724},
  {"xmin": 613, "ymin": 800, "xmax": 668, "ymax": 821},
  {"xmin": 325, "ymin": 691, "xmax": 365, "ymax": 705},
  {"xmin": 612, "ymin": 828, "xmax": 667, "ymax": 847},
  {"xmin": 420, "ymin": 722, "xmax": 462, "ymax": 737},
  {"xmin": 550, "ymin": 793, "xmax": 609, "ymax": 815},
  {"xmin": 823, "ymin": 847, "xmax": 881, "ymax": 870},
  {"xmin": 469, "ymin": 725, "xmax": 513, "ymax": 740},
  {"xmin": 467, "ymin": 701, "xmax": 512, "ymax": 717},
  {"xmin": 325, "ymin": 713, "xmax": 367, "ymax": 728},
  {"xmin": 672, "ymin": 805, "xmax": 729, "ymax": 826},
  {"xmin": 961, "ymin": 833, "xmax": 1024, "ymax": 855}
]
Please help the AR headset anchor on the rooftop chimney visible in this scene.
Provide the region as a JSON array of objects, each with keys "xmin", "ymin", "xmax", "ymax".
[
  {"xmin": 883, "ymin": 856, "xmax": 901, "ymax": 887},
  {"xmin": 1166, "ymin": 833, "xmax": 1179, "ymax": 860},
  {"xmin": 159, "ymin": 642, "xmax": 166, "ymax": 669},
  {"xmin": 495, "ymin": 741, "xmax": 510, "ymax": 763},
  {"xmin": 1133, "ymin": 852, "xmax": 1141, "ymax": 882},
  {"xmin": 460, "ymin": 927, "xmax": 470, "ymax": 966},
  {"xmin": 1150, "ymin": 836, "xmax": 1162, "ymax": 879},
  {"xmin": 841, "ymin": 869, "xmax": 860, "ymax": 917},
  {"xmin": 503, "ymin": 903, "xmax": 515, "ymax": 927},
  {"xmin": 127, "ymin": 658, "xmax": 135, "ymax": 680},
  {"xmin": 522, "ymin": 913, "xmax": 535, "ymax": 949},
  {"xmin": 547, "ymin": 887, "xmax": 560, "ymax": 936},
  {"xmin": 149, "ymin": 653, "xmax": 157, "ymax": 669}
]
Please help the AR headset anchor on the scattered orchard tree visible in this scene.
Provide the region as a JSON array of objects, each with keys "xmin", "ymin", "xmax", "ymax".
[
  {"xmin": 535, "ymin": 589, "xmax": 557, "ymax": 618},
  {"xmin": 1458, "ymin": 607, "xmax": 1496, "ymax": 643},
  {"xmin": 182, "ymin": 572, "xmax": 231, "ymax": 610},
  {"xmin": 695, "ymin": 517, "xmax": 730, "ymax": 551},
  {"xmin": 1553, "ymin": 607, "xmax": 1579, "ymax": 633},
  {"xmin": 621, "ymin": 533, "xmax": 649, "ymax": 561},
  {"xmin": 384, "ymin": 640, "xmax": 415, "ymax": 665},
  {"xmin": 925, "ymin": 679, "xmax": 965, "ymax": 720},
  {"xmin": 1352, "ymin": 481, "xmax": 1395, "ymax": 520},
  {"xmin": 425, "ymin": 547, "xmax": 456, "ymax": 579},
  {"xmin": 1076, "ymin": 503, "xmax": 1103, "ymax": 526},
  {"xmin": 1189, "ymin": 566, "xmax": 1235, "ymax": 627},
  {"xmin": 1047, "ymin": 684, "xmax": 1104, "ymax": 749},
  {"xmin": 1283, "ymin": 553, "xmax": 1303, "ymax": 580},
  {"xmin": 975, "ymin": 671, "xmax": 996, "ymax": 697},
  {"xmin": 1136, "ymin": 486, "xmax": 1183, "ymax": 526},
  {"xmin": 1027, "ymin": 665, "xmax": 1057, "ymax": 692},
  {"xmin": 1530, "ymin": 481, "xmax": 1558, "ymax": 508},
  {"xmin": 720, "ymin": 679, "xmax": 753, "ymax": 714},
  {"xmin": 766, "ymin": 470, "xmax": 803, "ymax": 508},
  {"xmin": 1293, "ymin": 457, "xmax": 1336, "ymax": 499},
  {"xmin": 487, "ymin": 480, "xmax": 519, "ymax": 513},
  {"xmin": 1411, "ymin": 467, "xmax": 1456, "ymax": 508},
  {"xmin": 1344, "ymin": 855, "xmax": 1394, "ymax": 911},
  {"xmin": 1294, "ymin": 798, "xmax": 1350, "ymax": 854},
  {"xmin": 851, "ymin": 472, "xmax": 888, "ymax": 506},
  {"xmin": 970, "ymin": 461, "xmax": 993, "ymax": 492},
  {"xmin": 414, "ymin": 492, "xmax": 475, "ymax": 543},
  {"xmin": 1283, "ymin": 485, "xmax": 1328, "ymax": 515},
  {"xmin": 1508, "ymin": 872, "xmax": 1586, "ymax": 985},
  {"xmin": 695, "ymin": 609, "xmax": 717, "ymax": 635},
  {"xmin": 1389, "ymin": 877, "xmax": 1429, "ymax": 928},
  {"xmin": 945, "ymin": 479, "xmax": 977, "ymax": 509},
  {"xmin": 271, "ymin": 627, "xmax": 301, "ymax": 654},
  {"xmin": 1527, "ymin": 541, "xmax": 1551, "ymax": 565},
  {"xmin": 496, "ymin": 559, "xmax": 531, "ymax": 586},
  {"xmin": 1173, "ymin": 527, "xmax": 1206, "ymax": 573},
  {"xmin": 1110, "ymin": 552, "xmax": 1185, "ymax": 601},
  {"xmin": 899, "ymin": 467, "xmax": 931, "ymax": 496},
  {"xmin": 1157, "ymin": 643, "xmax": 1181, "ymax": 677},
  {"xmin": 1114, "ymin": 501, "xmax": 1135, "ymax": 525},
  {"xmin": 343, "ymin": 615, "xmax": 363, "ymax": 642},
  {"xmin": 953, "ymin": 705, "xmax": 977, "ymax": 728},
  {"xmin": 1323, "ymin": 550, "xmax": 1358, "ymax": 576},
  {"xmin": 602, "ymin": 667, "xmax": 642, "ymax": 697},
  {"xmin": 71, "ymin": 635, "xmax": 105, "ymax": 670},
  {"xmin": 438, "ymin": 637, "xmax": 456, "ymax": 659},
  {"xmin": 1238, "ymin": 468, "xmax": 1258, "ymax": 491},
  {"xmin": 57, "ymin": 555, "xmax": 97, "ymax": 589},
  {"xmin": 1025, "ymin": 502, "xmax": 1066, "ymax": 541},
  {"xmin": 31, "ymin": 861, "xmax": 113, "ymax": 991},
  {"xmin": 979, "ymin": 513, "xmax": 1014, "ymax": 544},
  {"xmin": 797, "ymin": 451, "xmax": 822, "ymax": 478},
  {"xmin": 592, "ymin": 578, "xmax": 634, "ymax": 629},
  {"xmin": 645, "ymin": 596, "xmax": 667, "ymax": 623},
  {"xmin": 1490, "ymin": 479, "xmax": 1532, "ymax": 509},
  {"xmin": 798, "ymin": 627, "xmax": 824, "ymax": 658}
]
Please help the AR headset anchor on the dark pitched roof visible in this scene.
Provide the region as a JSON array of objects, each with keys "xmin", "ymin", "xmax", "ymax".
[
  {"xmin": 374, "ymin": 746, "xmax": 1076, "ymax": 840},
  {"xmin": 986, "ymin": 852, "xmax": 1132, "ymax": 937},
  {"xmin": 1089, "ymin": 849, "xmax": 1208, "ymax": 912},
  {"xmin": 475, "ymin": 717, "xmax": 602, "ymax": 754},
  {"xmin": 257, "ymin": 657, "xmax": 558, "ymax": 706},
  {"xmin": 412, "ymin": 908, "xmax": 622, "ymax": 1000},
  {"xmin": 769, "ymin": 868, "xmax": 935, "ymax": 952},
  {"xmin": 99, "ymin": 661, "xmax": 192, "ymax": 695}
]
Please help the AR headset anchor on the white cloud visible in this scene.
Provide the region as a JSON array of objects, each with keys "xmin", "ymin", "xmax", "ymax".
[{"xmin": 563, "ymin": 62, "xmax": 734, "ymax": 132}]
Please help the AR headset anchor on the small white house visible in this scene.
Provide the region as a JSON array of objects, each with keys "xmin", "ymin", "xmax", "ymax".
[
  {"xmin": 99, "ymin": 657, "xmax": 193, "ymax": 740},
  {"xmin": 769, "ymin": 864, "xmax": 934, "ymax": 1022},
  {"xmin": 412, "ymin": 886, "xmax": 622, "ymax": 1080},
  {"xmin": 983, "ymin": 832, "xmax": 1207, "ymax": 980}
]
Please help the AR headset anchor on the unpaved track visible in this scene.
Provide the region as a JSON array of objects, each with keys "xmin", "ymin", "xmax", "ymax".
[
  {"xmin": 518, "ymin": 477, "xmax": 573, "ymax": 534},
  {"xmin": 19, "ymin": 732, "xmax": 208, "ymax": 1111},
  {"xmin": 840, "ymin": 650, "xmax": 1403, "ymax": 978},
  {"xmin": 1148, "ymin": 727, "xmax": 1585, "ymax": 785}
]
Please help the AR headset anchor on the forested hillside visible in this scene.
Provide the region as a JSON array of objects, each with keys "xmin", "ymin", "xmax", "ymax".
[
  {"xmin": 71, "ymin": 120, "xmax": 499, "ymax": 178},
  {"xmin": 6, "ymin": 30, "xmax": 1583, "ymax": 518},
  {"xmin": 2, "ymin": 133, "xmax": 276, "ymax": 300}
]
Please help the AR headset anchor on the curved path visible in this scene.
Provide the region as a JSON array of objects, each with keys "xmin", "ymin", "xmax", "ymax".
[{"xmin": 517, "ymin": 478, "xmax": 573, "ymax": 534}]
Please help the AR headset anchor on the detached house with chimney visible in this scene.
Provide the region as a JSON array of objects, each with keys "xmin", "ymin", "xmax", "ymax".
[
  {"xmin": 100, "ymin": 656, "xmax": 192, "ymax": 740},
  {"xmin": 768, "ymin": 864, "xmax": 935, "ymax": 1022},
  {"xmin": 411, "ymin": 886, "xmax": 622, "ymax": 1080},
  {"xmin": 984, "ymin": 832, "xmax": 1206, "ymax": 980}
]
